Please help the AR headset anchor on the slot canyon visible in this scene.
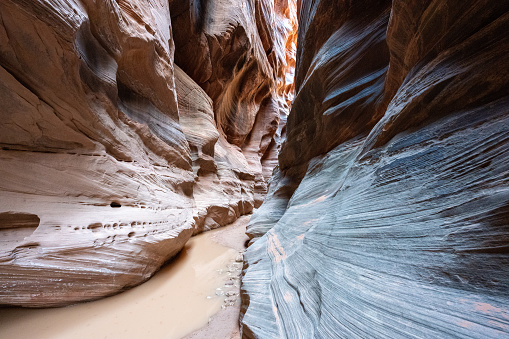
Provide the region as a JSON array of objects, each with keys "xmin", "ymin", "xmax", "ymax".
[{"xmin": 0, "ymin": 0, "xmax": 508, "ymax": 338}]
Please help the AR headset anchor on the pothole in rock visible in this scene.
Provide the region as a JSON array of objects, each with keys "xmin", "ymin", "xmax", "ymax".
[{"xmin": 0, "ymin": 212, "xmax": 40, "ymax": 249}]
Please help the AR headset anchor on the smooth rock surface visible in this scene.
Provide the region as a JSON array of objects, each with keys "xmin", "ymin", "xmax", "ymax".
[
  {"xmin": 0, "ymin": 0, "xmax": 295, "ymax": 307},
  {"xmin": 242, "ymin": 1, "xmax": 509, "ymax": 338}
]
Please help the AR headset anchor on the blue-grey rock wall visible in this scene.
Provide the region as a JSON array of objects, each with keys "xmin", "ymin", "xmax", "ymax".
[{"xmin": 242, "ymin": 1, "xmax": 509, "ymax": 337}]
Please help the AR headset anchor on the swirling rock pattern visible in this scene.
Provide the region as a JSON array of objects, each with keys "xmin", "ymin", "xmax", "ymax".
[
  {"xmin": 242, "ymin": 1, "xmax": 509, "ymax": 338},
  {"xmin": 0, "ymin": 0, "xmax": 295, "ymax": 307},
  {"xmin": 171, "ymin": 0, "xmax": 297, "ymax": 208}
]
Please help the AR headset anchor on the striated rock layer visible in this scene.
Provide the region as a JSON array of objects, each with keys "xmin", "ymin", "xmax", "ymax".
[
  {"xmin": 242, "ymin": 1, "xmax": 509, "ymax": 338},
  {"xmin": 171, "ymin": 0, "xmax": 297, "ymax": 208},
  {"xmin": 0, "ymin": 0, "xmax": 295, "ymax": 307}
]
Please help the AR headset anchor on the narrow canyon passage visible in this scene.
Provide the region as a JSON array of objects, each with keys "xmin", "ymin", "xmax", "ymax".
[
  {"xmin": 1, "ymin": 0, "xmax": 509, "ymax": 338},
  {"xmin": 0, "ymin": 0, "xmax": 297, "ymax": 310},
  {"xmin": 0, "ymin": 217, "xmax": 249, "ymax": 339},
  {"xmin": 1, "ymin": 0, "xmax": 297, "ymax": 336}
]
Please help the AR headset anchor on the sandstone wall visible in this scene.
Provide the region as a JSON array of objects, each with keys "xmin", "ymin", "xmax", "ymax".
[
  {"xmin": 242, "ymin": 1, "xmax": 509, "ymax": 337},
  {"xmin": 171, "ymin": 0, "xmax": 297, "ymax": 208},
  {"xmin": 0, "ymin": 0, "xmax": 295, "ymax": 307}
]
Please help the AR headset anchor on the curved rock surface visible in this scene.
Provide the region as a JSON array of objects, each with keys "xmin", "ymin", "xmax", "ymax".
[
  {"xmin": 0, "ymin": 0, "xmax": 295, "ymax": 307},
  {"xmin": 171, "ymin": 0, "xmax": 297, "ymax": 208},
  {"xmin": 242, "ymin": 1, "xmax": 509, "ymax": 338}
]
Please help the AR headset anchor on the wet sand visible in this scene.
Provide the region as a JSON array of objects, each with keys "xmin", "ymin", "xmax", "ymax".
[
  {"xmin": 183, "ymin": 215, "xmax": 250, "ymax": 339},
  {"xmin": 0, "ymin": 216, "xmax": 250, "ymax": 339}
]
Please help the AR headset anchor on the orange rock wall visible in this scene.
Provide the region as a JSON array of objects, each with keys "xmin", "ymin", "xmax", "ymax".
[{"xmin": 0, "ymin": 0, "xmax": 296, "ymax": 307}]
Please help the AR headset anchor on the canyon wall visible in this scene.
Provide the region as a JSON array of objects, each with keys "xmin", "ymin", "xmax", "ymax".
[
  {"xmin": 0, "ymin": 0, "xmax": 295, "ymax": 307},
  {"xmin": 242, "ymin": 1, "xmax": 509, "ymax": 338}
]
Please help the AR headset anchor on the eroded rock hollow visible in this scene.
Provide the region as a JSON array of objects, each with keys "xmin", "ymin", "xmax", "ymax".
[
  {"xmin": 0, "ymin": 0, "xmax": 296, "ymax": 307},
  {"xmin": 242, "ymin": 1, "xmax": 509, "ymax": 338}
]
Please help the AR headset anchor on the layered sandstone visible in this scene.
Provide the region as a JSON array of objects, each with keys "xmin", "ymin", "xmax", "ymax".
[
  {"xmin": 243, "ymin": 1, "xmax": 509, "ymax": 338},
  {"xmin": 171, "ymin": 0, "xmax": 297, "ymax": 208},
  {"xmin": 0, "ymin": 0, "xmax": 294, "ymax": 307}
]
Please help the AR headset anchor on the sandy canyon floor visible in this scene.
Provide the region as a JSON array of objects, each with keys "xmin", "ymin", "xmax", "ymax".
[{"xmin": 0, "ymin": 216, "xmax": 250, "ymax": 339}]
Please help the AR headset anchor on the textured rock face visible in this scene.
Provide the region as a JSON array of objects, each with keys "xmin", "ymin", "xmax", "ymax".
[
  {"xmin": 242, "ymin": 1, "xmax": 509, "ymax": 338},
  {"xmin": 171, "ymin": 0, "xmax": 297, "ymax": 207},
  {"xmin": 0, "ymin": 0, "xmax": 294, "ymax": 307},
  {"xmin": 0, "ymin": 0, "xmax": 195, "ymax": 308},
  {"xmin": 175, "ymin": 64, "xmax": 255, "ymax": 234}
]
